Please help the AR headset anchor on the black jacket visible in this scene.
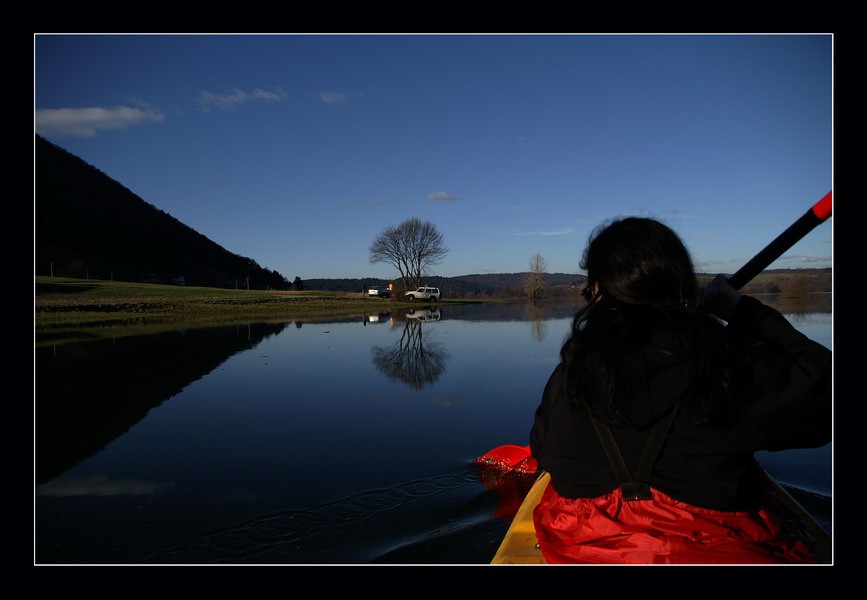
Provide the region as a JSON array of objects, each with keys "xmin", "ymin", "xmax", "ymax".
[{"xmin": 529, "ymin": 296, "xmax": 831, "ymax": 511}]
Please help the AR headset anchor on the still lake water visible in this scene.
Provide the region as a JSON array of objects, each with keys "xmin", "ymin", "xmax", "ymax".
[{"xmin": 34, "ymin": 296, "xmax": 833, "ymax": 565}]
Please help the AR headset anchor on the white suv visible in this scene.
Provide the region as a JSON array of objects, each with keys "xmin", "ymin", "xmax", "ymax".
[{"xmin": 404, "ymin": 286, "xmax": 441, "ymax": 301}]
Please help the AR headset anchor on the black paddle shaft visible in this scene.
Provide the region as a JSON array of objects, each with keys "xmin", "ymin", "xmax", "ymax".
[{"xmin": 727, "ymin": 192, "xmax": 832, "ymax": 291}]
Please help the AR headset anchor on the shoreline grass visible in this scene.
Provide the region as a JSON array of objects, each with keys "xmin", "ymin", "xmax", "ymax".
[
  {"xmin": 34, "ymin": 276, "xmax": 482, "ymax": 345},
  {"xmin": 34, "ymin": 274, "xmax": 831, "ymax": 346}
]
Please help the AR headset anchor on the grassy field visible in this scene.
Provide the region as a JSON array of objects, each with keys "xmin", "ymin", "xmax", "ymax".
[{"xmin": 35, "ymin": 276, "xmax": 477, "ymax": 345}]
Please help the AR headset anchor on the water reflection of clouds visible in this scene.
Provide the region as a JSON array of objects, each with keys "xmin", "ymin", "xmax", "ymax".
[
  {"xmin": 36, "ymin": 474, "xmax": 175, "ymax": 497},
  {"xmin": 431, "ymin": 395, "xmax": 459, "ymax": 407},
  {"xmin": 782, "ymin": 312, "xmax": 832, "ymax": 350}
]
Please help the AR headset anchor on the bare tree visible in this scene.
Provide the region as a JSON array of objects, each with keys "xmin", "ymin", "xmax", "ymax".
[
  {"xmin": 369, "ymin": 218, "xmax": 448, "ymax": 292},
  {"xmin": 524, "ymin": 253, "xmax": 548, "ymax": 299}
]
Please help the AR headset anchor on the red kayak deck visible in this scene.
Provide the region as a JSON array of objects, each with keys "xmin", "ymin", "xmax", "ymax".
[{"xmin": 491, "ymin": 471, "xmax": 831, "ymax": 565}]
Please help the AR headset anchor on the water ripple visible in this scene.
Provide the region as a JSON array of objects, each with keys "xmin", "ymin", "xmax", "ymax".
[{"xmin": 139, "ymin": 467, "xmax": 486, "ymax": 564}]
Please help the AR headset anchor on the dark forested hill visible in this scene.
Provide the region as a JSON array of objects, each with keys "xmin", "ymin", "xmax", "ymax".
[{"xmin": 34, "ymin": 135, "xmax": 291, "ymax": 290}]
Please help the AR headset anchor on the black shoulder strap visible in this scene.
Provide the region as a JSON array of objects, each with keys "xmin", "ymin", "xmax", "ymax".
[
  {"xmin": 589, "ymin": 417, "xmax": 632, "ymax": 482},
  {"xmin": 589, "ymin": 408, "xmax": 678, "ymax": 501}
]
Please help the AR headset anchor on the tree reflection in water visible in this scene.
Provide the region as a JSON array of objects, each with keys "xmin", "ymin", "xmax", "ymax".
[
  {"xmin": 524, "ymin": 300, "xmax": 548, "ymax": 343},
  {"xmin": 371, "ymin": 310, "xmax": 450, "ymax": 389}
]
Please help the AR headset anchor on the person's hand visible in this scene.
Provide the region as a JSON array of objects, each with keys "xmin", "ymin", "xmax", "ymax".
[{"xmin": 698, "ymin": 274, "xmax": 742, "ymax": 321}]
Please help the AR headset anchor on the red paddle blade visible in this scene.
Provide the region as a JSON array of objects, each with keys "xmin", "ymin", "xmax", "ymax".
[
  {"xmin": 812, "ymin": 190, "xmax": 832, "ymax": 221},
  {"xmin": 475, "ymin": 444, "xmax": 538, "ymax": 474}
]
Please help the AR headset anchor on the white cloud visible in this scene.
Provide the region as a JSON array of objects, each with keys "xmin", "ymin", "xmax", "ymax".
[
  {"xmin": 251, "ymin": 88, "xmax": 285, "ymax": 102},
  {"xmin": 317, "ymin": 90, "xmax": 364, "ymax": 105},
  {"xmin": 341, "ymin": 198, "xmax": 412, "ymax": 208},
  {"xmin": 35, "ymin": 105, "xmax": 165, "ymax": 138},
  {"xmin": 427, "ymin": 191, "xmax": 461, "ymax": 202},
  {"xmin": 512, "ymin": 227, "xmax": 574, "ymax": 237},
  {"xmin": 341, "ymin": 189, "xmax": 460, "ymax": 208},
  {"xmin": 779, "ymin": 254, "xmax": 833, "ymax": 265},
  {"xmin": 319, "ymin": 91, "xmax": 348, "ymax": 105},
  {"xmin": 197, "ymin": 87, "xmax": 287, "ymax": 111}
]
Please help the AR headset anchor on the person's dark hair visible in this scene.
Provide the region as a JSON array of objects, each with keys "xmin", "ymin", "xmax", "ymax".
[{"xmin": 561, "ymin": 217, "xmax": 737, "ymax": 426}]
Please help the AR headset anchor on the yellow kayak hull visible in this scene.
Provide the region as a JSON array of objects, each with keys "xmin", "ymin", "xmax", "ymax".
[{"xmin": 490, "ymin": 471, "xmax": 550, "ymax": 564}]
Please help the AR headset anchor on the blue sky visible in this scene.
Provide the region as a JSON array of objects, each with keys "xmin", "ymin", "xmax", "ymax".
[{"xmin": 34, "ymin": 34, "xmax": 833, "ymax": 282}]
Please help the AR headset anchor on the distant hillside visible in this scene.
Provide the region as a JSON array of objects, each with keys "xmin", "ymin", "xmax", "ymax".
[{"xmin": 34, "ymin": 135, "xmax": 291, "ymax": 290}]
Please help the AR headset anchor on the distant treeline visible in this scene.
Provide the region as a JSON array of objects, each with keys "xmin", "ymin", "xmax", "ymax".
[
  {"xmin": 709, "ymin": 269, "xmax": 832, "ymax": 299},
  {"xmin": 305, "ymin": 272, "xmax": 589, "ymax": 298},
  {"xmin": 307, "ymin": 269, "xmax": 831, "ymax": 300}
]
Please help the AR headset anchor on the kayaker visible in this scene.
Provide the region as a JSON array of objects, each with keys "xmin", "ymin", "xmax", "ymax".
[{"xmin": 528, "ymin": 216, "xmax": 831, "ymax": 564}]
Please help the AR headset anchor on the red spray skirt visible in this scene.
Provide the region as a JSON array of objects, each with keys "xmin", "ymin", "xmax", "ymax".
[{"xmin": 532, "ymin": 481, "xmax": 820, "ymax": 564}]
